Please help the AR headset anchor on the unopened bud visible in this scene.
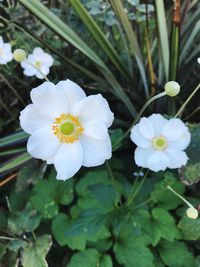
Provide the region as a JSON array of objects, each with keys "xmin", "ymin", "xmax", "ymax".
[
  {"xmin": 165, "ymin": 81, "xmax": 180, "ymax": 97},
  {"xmin": 186, "ymin": 207, "xmax": 198, "ymax": 219},
  {"xmin": 13, "ymin": 49, "xmax": 26, "ymax": 62}
]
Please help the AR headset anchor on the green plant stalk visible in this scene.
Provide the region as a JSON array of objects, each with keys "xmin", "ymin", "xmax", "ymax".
[
  {"xmin": 114, "ymin": 91, "xmax": 166, "ymax": 146},
  {"xmin": 169, "ymin": 25, "xmax": 179, "ymax": 80},
  {"xmin": 175, "ymin": 83, "xmax": 200, "ymax": 118},
  {"xmin": 167, "ymin": 185, "xmax": 193, "ymax": 208},
  {"xmin": 155, "ymin": 0, "xmax": 169, "ymax": 80}
]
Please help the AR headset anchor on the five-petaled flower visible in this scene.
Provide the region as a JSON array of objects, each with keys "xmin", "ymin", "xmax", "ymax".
[
  {"xmin": 130, "ymin": 114, "xmax": 191, "ymax": 172},
  {"xmin": 20, "ymin": 80, "xmax": 114, "ymax": 180},
  {"xmin": 20, "ymin": 47, "xmax": 53, "ymax": 79},
  {"xmin": 0, "ymin": 36, "xmax": 13, "ymax": 65}
]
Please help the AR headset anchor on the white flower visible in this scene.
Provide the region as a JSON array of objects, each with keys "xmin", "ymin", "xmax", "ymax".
[
  {"xmin": 20, "ymin": 80, "xmax": 114, "ymax": 180},
  {"xmin": 0, "ymin": 36, "xmax": 13, "ymax": 64},
  {"xmin": 197, "ymin": 58, "xmax": 200, "ymax": 64},
  {"xmin": 20, "ymin": 47, "xmax": 54, "ymax": 79},
  {"xmin": 130, "ymin": 114, "xmax": 191, "ymax": 172}
]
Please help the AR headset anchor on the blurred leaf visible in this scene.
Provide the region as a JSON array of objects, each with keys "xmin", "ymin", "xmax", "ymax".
[
  {"xmin": 0, "ymin": 243, "xmax": 7, "ymax": 261},
  {"xmin": 178, "ymin": 216, "xmax": 200, "ymax": 240},
  {"xmin": 70, "ymin": 0, "xmax": 130, "ymax": 79},
  {"xmin": 8, "ymin": 204, "xmax": 41, "ymax": 235},
  {"xmin": 8, "ymin": 240, "xmax": 26, "ymax": 252},
  {"xmin": 158, "ymin": 240, "xmax": 195, "ymax": 267},
  {"xmin": 155, "ymin": 0, "xmax": 169, "ymax": 80},
  {"xmin": 21, "ymin": 235, "xmax": 52, "ymax": 267},
  {"xmin": 0, "ymin": 131, "xmax": 28, "ymax": 148},
  {"xmin": 110, "ymin": 0, "xmax": 148, "ymax": 95},
  {"xmin": 68, "ymin": 248, "xmax": 112, "ymax": 267},
  {"xmin": 52, "ymin": 213, "xmax": 86, "ymax": 250},
  {"xmin": 151, "ymin": 172, "xmax": 185, "ymax": 210},
  {"xmin": 113, "ymin": 223, "xmax": 154, "ymax": 267},
  {"xmin": 110, "ymin": 128, "xmax": 123, "ymax": 151}
]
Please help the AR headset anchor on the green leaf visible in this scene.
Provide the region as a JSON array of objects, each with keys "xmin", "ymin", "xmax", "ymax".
[
  {"xmin": 8, "ymin": 240, "xmax": 26, "ymax": 252},
  {"xmin": 151, "ymin": 172, "xmax": 185, "ymax": 210},
  {"xmin": 155, "ymin": 0, "xmax": 169, "ymax": 80},
  {"xmin": 180, "ymin": 162, "xmax": 200, "ymax": 185},
  {"xmin": 52, "ymin": 213, "xmax": 86, "ymax": 250},
  {"xmin": 68, "ymin": 249, "xmax": 112, "ymax": 267},
  {"xmin": 110, "ymin": 128, "xmax": 123, "ymax": 151},
  {"xmin": 0, "ymin": 243, "xmax": 7, "ymax": 261},
  {"xmin": 8, "ymin": 204, "xmax": 41, "ymax": 235},
  {"xmin": 109, "ymin": 0, "xmax": 148, "ymax": 95},
  {"xmin": 0, "ymin": 131, "xmax": 28, "ymax": 148},
  {"xmin": 70, "ymin": 0, "xmax": 130, "ymax": 79},
  {"xmin": 31, "ymin": 176, "xmax": 74, "ymax": 219},
  {"xmin": 21, "ymin": 235, "xmax": 52, "ymax": 267},
  {"xmin": 113, "ymin": 223, "xmax": 154, "ymax": 267},
  {"xmin": 151, "ymin": 208, "xmax": 182, "ymax": 242},
  {"xmin": 178, "ymin": 216, "xmax": 200, "ymax": 240},
  {"xmin": 0, "ymin": 153, "xmax": 32, "ymax": 174},
  {"xmin": 158, "ymin": 241, "xmax": 195, "ymax": 267}
]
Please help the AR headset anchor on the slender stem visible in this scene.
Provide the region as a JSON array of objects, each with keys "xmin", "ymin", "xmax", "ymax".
[
  {"xmin": 0, "ymin": 72, "xmax": 26, "ymax": 106},
  {"xmin": 133, "ymin": 197, "xmax": 152, "ymax": 210},
  {"xmin": 175, "ymin": 83, "xmax": 200, "ymax": 118},
  {"xmin": 167, "ymin": 185, "xmax": 193, "ymax": 208},
  {"xmin": 0, "ymin": 236, "xmax": 19, "ymax": 241},
  {"xmin": 25, "ymin": 60, "xmax": 50, "ymax": 82},
  {"xmin": 114, "ymin": 92, "xmax": 166, "ymax": 146},
  {"xmin": 183, "ymin": 106, "xmax": 200, "ymax": 121},
  {"xmin": 126, "ymin": 171, "xmax": 149, "ymax": 206},
  {"xmin": 0, "ymin": 97, "xmax": 19, "ymax": 124}
]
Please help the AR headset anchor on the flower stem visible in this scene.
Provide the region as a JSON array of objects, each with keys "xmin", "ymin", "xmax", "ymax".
[
  {"xmin": 114, "ymin": 92, "xmax": 166, "ymax": 146},
  {"xmin": 25, "ymin": 60, "xmax": 50, "ymax": 82},
  {"xmin": 167, "ymin": 185, "xmax": 194, "ymax": 208},
  {"xmin": 175, "ymin": 83, "xmax": 200, "ymax": 118}
]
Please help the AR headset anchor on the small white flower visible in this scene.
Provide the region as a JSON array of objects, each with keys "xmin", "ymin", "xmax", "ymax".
[
  {"xmin": 20, "ymin": 47, "xmax": 54, "ymax": 79},
  {"xmin": 20, "ymin": 80, "xmax": 114, "ymax": 180},
  {"xmin": 197, "ymin": 58, "xmax": 200, "ymax": 64},
  {"xmin": 0, "ymin": 36, "xmax": 13, "ymax": 65},
  {"xmin": 130, "ymin": 114, "xmax": 191, "ymax": 172}
]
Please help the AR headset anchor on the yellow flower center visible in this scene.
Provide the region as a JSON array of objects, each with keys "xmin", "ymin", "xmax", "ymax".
[
  {"xmin": 152, "ymin": 136, "xmax": 167, "ymax": 150},
  {"xmin": 52, "ymin": 114, "xmax": 84, "ymax": 143},
  {"xmin": 35, "ymin": 61, "xmax": 41, "ymax": 68}
]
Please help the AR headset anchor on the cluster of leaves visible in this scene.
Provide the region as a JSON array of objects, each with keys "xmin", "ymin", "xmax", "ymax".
[{"xmin": 0, "ymin": 157, "xmax": 200, "ymax": 266}]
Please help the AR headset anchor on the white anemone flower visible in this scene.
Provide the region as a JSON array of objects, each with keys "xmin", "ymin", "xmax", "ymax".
[
  {"xmin": 197, "ymin": 58, "xmax": 200, "ymax": 64},
  {"xmin": 20, "ymin": 80, "xmax": 114, "ymax": 180},
  {"xmin": 130, "ymin": 114, "xmax": 191, "ymax": 172},
  {"xmin": 20, "ymin": 47, "xmax": 53, "ymax": 79},
  {"xmin": 0, "ymin": 36, "xmax": 13, "ymax": 64}
]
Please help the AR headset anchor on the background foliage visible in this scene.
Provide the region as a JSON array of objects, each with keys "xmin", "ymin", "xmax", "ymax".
[{"xmin": 0, "ymin": 0, "xmax": 200, "ymax": 266}]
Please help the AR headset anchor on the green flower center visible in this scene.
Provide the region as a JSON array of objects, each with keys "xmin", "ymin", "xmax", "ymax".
[
  {"xmin": 152, "ymin": 136, "xmax": 167, "ymax": 150},
  {"xmin": 60, "ymin": 122, "xmax": 74, "ymax": 135},
  {"xmin": 35, "ymin": 61, "xmax": 41, "ymax": 68}
]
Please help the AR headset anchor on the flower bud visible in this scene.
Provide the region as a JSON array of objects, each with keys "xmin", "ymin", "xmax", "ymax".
[
  {"xmin": 164, "ymin": 81, "xmax": 180, "ymax": 97},
  {"xmin": 13, "ymin": 49, "xmax": 26, "ymax": 62},
  {"xmin": 186, "ymin": 207, "xmax": 198, "ymax": 219}
]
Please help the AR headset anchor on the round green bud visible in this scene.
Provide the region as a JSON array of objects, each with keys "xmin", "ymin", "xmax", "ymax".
[
  {"xmin": 13, "ymin": 49, "xmax": 26, "ymax": 62},
  {"xmin": 164, "ymin": 81, "xmax": 180, "ymax": 97},
  {"xmin": 186, "ymin": 207, "xmax": 198, "ymax": 219}
]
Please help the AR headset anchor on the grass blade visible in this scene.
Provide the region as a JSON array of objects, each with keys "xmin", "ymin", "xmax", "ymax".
[
  {"xmin": 70, "ymin": 0, "xmax": 131, "ymax": 79},
  {"xmin": 155, "ymin": 0, "xmax": 169, "ymax": 80}
]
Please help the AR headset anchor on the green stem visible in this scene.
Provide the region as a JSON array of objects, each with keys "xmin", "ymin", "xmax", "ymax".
[
  {"xmin": 167, "ymin": 185, "xmax": 193, "ymax": 208},
  {"xmin": 114, "ymin": 91, "xmax": 166, "ymax": 146},
  {"xmin": 126, "ymin": 171, "xmax": 148, "ymax": 206},
  {"xmin": 175, "ymin": 83, "xmax": 200, "ymax": 118},
  {"xmin": 0, "ymin": 72, "xmax": 26, "ymax": 106},
  {"xmin": 25, "ymin": 60, "xmax": 50, "ymax": 82}
]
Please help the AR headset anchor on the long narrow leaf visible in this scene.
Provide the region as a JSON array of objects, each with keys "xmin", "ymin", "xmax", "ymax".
[
  {"xmin": 0, "ymin": 131, "xmax": 28, "ymax": 148},
  {"xmin": 70, "ymin": 0, "xmax": 131, "ymax": 80},
  {"xmin": 155, "ymin": 0, "xmax": 169, "ymax": 80},
  {"xmin": 109, "ymin": 0, "xmax": 148, "ymax": 96}
]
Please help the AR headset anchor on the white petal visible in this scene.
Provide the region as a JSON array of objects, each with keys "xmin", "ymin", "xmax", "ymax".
[
  {"xmin": 0, "ymin": 37, "xmax": 3, "ymax": 45},
  {"xmin": 23, "ymin": 67, "xmax": 36, "ymax": 77},
  {"xmin": 42, "ymin": 53, "xmax": 54, "ymax": 66},
  {"xmin": 165, "ymin": 149, "xmax": 188, "ymax": 169},
  {"xmin": 134, "ymin": 147, "xmax": 154, "ymax": 168},
  {"xmin": 147, "ymin": 151, "xmax": 170, "ymax": 172},
  {"xmin": 74, "ymin": 94, "xmax": 114, "ymax": 127},
  {"xmin": 148, "ymin": 114, "xmax": 168, "ymax": 135},
  {"xmin": 3, "ymin": 43, "xmax": 12, "ymax": 53},
  {"xmin": 54, "ymin": 142, "xmax": 83, "ymax": 180},
  {"xmin": 27, "ymin": 126, "xmax": 60, "ymax": 160},
  {"xmin": 168, "ymin": 131, "xmax": 191, "ymax": 150},
  {"xmin": 162, "ymin": 118, "xmax": 189, "ymax": 141},
  {"xmin": 80, "ymin": 134, "xmax": 112, "ymax": 167},
  {"xmin": 56, "ymin": 80, "xmax": 86, "ymax": 113},
  {"xmin": 130, "ymin": 125, "xmax": 151, "ymax": 148},
  {"xmin": 33, "ymin": 47, "xmax": 44, "ymax": 55},
  {"xmin": 138, "ymin": 117, "xmax": 155, "ymax": 140},
  {"xmin": 30, "ymin": 81, "xmax": 68, "ymax": 119},
  {"xmin": 20, "ymin": 104, "xmax": 52, "ymax": 134},
  {"xmin": 83, "ymin": 121, "xmax": 108, "ymax": 140}
]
